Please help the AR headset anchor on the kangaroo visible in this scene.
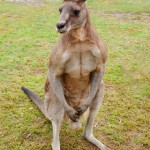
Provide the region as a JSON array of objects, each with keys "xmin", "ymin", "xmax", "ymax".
[{"xmin": 22, "ymin": 0, "xmax": 110, "ymax": 149}]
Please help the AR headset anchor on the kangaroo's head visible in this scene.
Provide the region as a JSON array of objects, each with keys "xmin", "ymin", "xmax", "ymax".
[{"xmin": 56, "ymin": 0, "xmax": 87, "ymax": 33}]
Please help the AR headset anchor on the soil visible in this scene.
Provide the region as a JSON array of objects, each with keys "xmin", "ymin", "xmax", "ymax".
[{"xmin": 89, "ymin": 10, "xmax": 150, "ymax": 22}]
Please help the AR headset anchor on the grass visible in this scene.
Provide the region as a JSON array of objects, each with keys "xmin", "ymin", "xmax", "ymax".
[
  {"xmin": 0, "ymin": 0, "xmax": 150, "ymax": 150},
  {"xmin": 88, "ymin": 0, "xmax": 150, "ymax": 13}
]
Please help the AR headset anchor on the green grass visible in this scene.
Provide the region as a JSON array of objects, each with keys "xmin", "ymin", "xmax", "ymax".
[
  {"xmin": 0, "ymin": 0, "xmax": 150, "ymax": 150},
  {"xmin": 88, "ymin": 0, "xmax": 150, "ymax": 13}
]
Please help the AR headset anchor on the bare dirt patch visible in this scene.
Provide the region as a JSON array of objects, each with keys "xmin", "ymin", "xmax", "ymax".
[{"xmin": 90, "ymin": 10, "xmax": 150, "ymax": 22}]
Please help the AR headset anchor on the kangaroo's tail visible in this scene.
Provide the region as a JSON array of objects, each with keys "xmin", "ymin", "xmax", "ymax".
[{"xmin": 21, "ymin": 86, "xmax": 47, "ymax": 118}]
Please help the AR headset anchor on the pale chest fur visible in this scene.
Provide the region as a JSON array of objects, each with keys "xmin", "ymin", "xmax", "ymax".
[
  {"xmin": 65, "ymin": 51, "xmax": 94, "ymax": 78},
  {"xmin": 63, "ymin": 43, "xmax": 102, "ymax": 78}
]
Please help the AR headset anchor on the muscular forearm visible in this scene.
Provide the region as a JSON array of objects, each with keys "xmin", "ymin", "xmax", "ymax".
[
  {"xmin": 48, "ymin": 68, "xmax": 70, "ymax": 111},
  {"xmin": 87, "ymin": 64, "xmax": 105, "ymax": 104}
]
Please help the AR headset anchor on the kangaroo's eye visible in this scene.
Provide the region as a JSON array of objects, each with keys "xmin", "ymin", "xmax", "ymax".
[
  {"xmin": 59, "ymin": 8, "xmax": 62, "ymax": 13},
  {"xmin": 73, "ymin": 10, "xmax": 80, "ymax": 16}
]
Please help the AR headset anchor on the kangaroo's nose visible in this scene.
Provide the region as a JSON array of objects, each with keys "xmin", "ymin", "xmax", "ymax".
[{"xmin": 56, "ymin": 23, "xmax": 65, "ymax": 30}]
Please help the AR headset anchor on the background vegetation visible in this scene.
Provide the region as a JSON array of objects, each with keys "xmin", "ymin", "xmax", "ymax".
[{"xmin": 0, "ymin": 0, "xmax": 150, "ymax": 149}]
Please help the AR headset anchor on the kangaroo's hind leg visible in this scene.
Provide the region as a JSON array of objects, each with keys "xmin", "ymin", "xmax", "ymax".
[
  {"xmin": 45, "ymin": 90, "xmax": 65, "ymax": 150},
  {"xmin": 83, "ymin": 82, "xmax": 110, "ymax": 150}
]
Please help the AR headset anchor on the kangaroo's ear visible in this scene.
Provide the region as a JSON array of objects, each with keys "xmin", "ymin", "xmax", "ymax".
[
  {"xmin": 77, "ymin": 0, "xmax": 86, "ymax": 3},
  {"xmin": 76, "ymin": 0, "xmax": 86, "ymax": 4},
  {"xmin": 80, "ymin": 0, "xmax": 86, "ymax": 2}
]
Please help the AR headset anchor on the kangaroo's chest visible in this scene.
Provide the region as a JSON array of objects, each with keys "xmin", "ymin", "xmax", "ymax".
[
  {"xmin": 65, "ymin": 51, "xmax": 95, "ymax": 77},
  {"xmin": 64, "ymin": 44, "xmax": 101, "ymax": 78}
]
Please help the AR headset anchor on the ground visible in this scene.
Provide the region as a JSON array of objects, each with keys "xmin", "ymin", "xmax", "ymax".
[{"xmin": 0, "ymin": 0, "xmax": 150, "ymax": 150}]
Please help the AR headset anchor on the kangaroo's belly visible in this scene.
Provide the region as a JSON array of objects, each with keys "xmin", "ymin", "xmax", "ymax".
[{"xmin": 63, "ymin": 74, "xmax": 90, "ymax": 109}]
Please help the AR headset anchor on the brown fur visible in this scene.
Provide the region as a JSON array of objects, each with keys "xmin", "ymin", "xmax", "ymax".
[{"xmin": 45, "ymin": 2, "xmax": 107, "ymax": 111}]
